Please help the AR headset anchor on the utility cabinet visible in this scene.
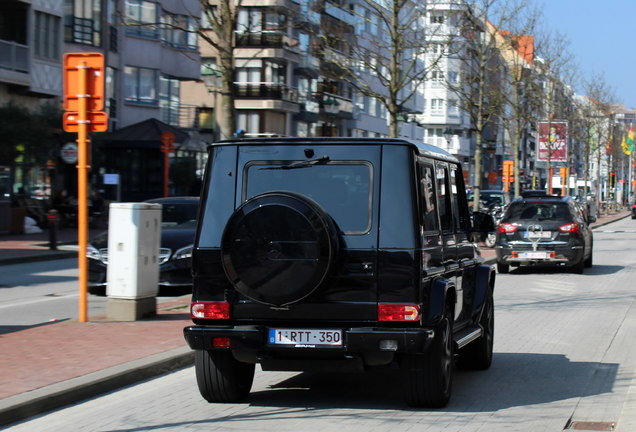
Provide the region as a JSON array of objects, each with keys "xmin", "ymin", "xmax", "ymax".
[{"xmin": 106, "ymin": 202, "xmax": 161, "ymax": 320}]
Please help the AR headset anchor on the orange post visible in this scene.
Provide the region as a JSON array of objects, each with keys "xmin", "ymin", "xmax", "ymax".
[
  {"xmin": 77, "ymin": 61, "xmax": 90, "ymax": 323},
  {"xmin": 160, "ymin": 132, "xmax": 175, "ymax": 197}
]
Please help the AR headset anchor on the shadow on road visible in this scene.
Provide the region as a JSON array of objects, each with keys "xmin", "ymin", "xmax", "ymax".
[{"xmin": 236, "ymin": 352, "xmax": 617, "ymax": 412}]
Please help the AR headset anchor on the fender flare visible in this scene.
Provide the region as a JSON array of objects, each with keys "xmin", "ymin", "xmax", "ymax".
[
  {"xmin": 425, "ymin": 278, "xmax": 456, "ymax": 325},
  {"xmin": 472, "ymin": 264, "xmax": 496, "ymax": 321}
]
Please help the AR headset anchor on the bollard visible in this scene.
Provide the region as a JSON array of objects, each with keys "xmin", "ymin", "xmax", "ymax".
[{"xmin": 48, "ymin": 209, "xmax": 58, "ymax": 250}]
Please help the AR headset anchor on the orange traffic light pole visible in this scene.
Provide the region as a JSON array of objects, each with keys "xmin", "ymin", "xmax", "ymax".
[{"xmin": 77, "ymin": 61, "xmax": 89, "ymax": 323}]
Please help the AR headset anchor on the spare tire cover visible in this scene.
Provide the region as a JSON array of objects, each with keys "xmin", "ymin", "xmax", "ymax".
[{"xmin": 221, "ymin": 191, "xmax": 338, "ymax": 306}]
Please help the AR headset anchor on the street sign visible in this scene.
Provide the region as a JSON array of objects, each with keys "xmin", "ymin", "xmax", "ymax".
[
  {"xmin": 63, "ymin": 53, "xmax": 105, "ymax": 111},
  {"xmin": 60, "ymin": 143, "xmax": 79, "ymax": 164},
  {"xmin": 63, "ymin": 111, "xmax": 109, "ymax": 133}
]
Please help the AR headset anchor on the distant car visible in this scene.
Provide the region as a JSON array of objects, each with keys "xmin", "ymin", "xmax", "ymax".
[
  {"xmin": 467, "ymin": 189, "xmax": 510, "ymax": 212},
  {"xmin": 87, "ymin": 196, "xmax": 199, "ymax": 295},
  {"xmin": 495, "ymin": 191, "xmax": 594, "ymax": 274}
]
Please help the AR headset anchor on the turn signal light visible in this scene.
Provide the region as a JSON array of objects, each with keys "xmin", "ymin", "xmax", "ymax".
[
  {"xmin": 191, "ymin": 302, "xmax": 230, "ymax": 319},
  {"xmin": 498, "ymin": 223, "xmax": 518, "ymax": 233},
  {"xmin": 378, "ymin": 304, "xmax": 420, "ymax": 321}
]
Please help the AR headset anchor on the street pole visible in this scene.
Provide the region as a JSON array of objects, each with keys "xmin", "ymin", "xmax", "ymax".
[{"xmin": 77, "ymin": 61, "xmax": 89, "ymax": 323}]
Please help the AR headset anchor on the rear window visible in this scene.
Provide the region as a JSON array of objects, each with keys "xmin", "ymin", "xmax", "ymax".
[
  {"xmin": 504, "ymin": 201, "xmax": 571, "ymax": 222},
  {"xmin": 244, "ymin": 161, "xmax": 372, "ymax": 234}
]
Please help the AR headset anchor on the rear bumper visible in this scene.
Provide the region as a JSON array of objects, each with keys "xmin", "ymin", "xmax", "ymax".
[
  {"xmin": 495, "ymin": 244, "xmax": 584, "ymax": 265},
  {"xmin": 183, "ymin": 325, "xmax": 435, "ymax": 354}
]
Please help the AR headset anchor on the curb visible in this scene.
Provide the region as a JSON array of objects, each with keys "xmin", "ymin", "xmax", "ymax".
[
  {"xmin": 0, "ymin": 250, "xmax": 76, "ymax": 266},
  {"xmin": 0, "ymin": 346, "xmax": 194, "ymax": 427}
]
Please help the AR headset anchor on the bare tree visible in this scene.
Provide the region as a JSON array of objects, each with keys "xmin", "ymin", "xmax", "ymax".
[
  {"xmin": 532, "ymin": 27, "xmax": 576, "ymax": 193},
  {"xmin": 198, "ymin": 0, "xmax": 241, "ymax": 140},
  {"xmin": 494, "ymin": 3, "xmax": 542, "ymax": 197},
  {"xmin": 320, "ymin": 0, "xmax": 448, "ymax": 138},
  {"xmin": 451, "ymin": 0, "xmax": 528, "ymax": 209},
  {"xmin": 580, "ymin": 73, "xmax": 615, "ymax": 209}
]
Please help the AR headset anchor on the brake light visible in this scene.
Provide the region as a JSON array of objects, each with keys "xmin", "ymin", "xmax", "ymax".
[
  {"xmin": 498, "ymin": 223, "xmax": 518, "ymax": 233},
  {"xmin": 191, "ymin": 302, "xmax": 230, "ymax": 319},
  {"xmin": 378, "ymin": 304, "xmax": 420, "ymax": 321},
  {"xmin": 559, "ymin": 223, "xmax": 579, "ymax": 233}
]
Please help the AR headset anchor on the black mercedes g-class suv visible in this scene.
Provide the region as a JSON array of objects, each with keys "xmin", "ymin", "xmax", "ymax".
[{"xmin": 184, "ymin": 138, "xmax": 496, "ymax": 408}]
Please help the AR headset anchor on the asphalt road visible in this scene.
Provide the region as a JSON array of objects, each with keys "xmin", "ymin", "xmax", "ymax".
[{"xmin": 4, "ymin": 217, "xmax": 636, "ymax": 431}]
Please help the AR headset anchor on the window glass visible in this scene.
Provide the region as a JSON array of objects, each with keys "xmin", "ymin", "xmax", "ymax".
[
  {"xmin": 245, "ymin": 162, "xmax": 372, "ymax": 234},
  {"xmin": 420, "ymin": 163, "xmax": 439, "ymax": 232},
  {"xmin": 436, "ymin": 165, "xmax": 452, "ymax": 232},
  {"xmin": 124, "ymin": 66, "xmax": 157, "ymax": 104},
  {"xmin": 450, "ymin": 167, "xmax": 463, "ymax": 230},
  {"xmin": 504, "ymin": 202, "xmax": 572, "ymax": 222}
]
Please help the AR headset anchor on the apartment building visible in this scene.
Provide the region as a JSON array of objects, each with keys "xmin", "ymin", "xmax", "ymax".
[
  {"xmin": 181, "ymin": 0, "xmax": 423, "ymax": 141},
  {"xmin": 63, "ymin": 0, "xmax": 202, "ymax": 200},
  {"xmin": 0, "ymin": 0, "xmax": 64, "ymax": 201}
]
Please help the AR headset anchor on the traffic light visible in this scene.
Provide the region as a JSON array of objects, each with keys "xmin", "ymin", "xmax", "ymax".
[{"xmin": 502, "ymin": 160, "xmax": 514, "ymax": 181}]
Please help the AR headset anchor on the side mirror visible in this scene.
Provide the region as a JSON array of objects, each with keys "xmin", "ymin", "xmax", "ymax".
[{"xmin": 588, "ymin": 215, "xmax": 597, "ymax": 224}]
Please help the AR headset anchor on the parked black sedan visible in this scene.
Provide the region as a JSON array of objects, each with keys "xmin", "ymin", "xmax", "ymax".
[
  {"xmin": 495, "ymin": 191, "xmax": 594, "ymax": 274},
  {"xmin": 87, "ymin": 197, "xmax": 199, "ymax": 295}
]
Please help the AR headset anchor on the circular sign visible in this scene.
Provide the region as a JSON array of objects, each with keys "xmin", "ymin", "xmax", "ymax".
[
  {"xmin": 60, "ymin": 143, "xmax": 79, "ymax": 164},
  {"xmin": 161, "ymin": 131, "xmax": 175, "ymax": 146}
]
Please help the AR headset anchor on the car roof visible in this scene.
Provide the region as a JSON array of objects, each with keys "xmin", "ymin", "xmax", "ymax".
[{"xmin": 210, "ymin": 137, "xmax": 459, "ymax": 164}]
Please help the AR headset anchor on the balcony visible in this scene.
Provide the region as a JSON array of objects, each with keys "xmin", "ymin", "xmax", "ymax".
[
  {"xmin": 324, "ymin": 4, "xmax": 355, "ymax": 25},
  {"xmin": 0, "ymin": 39, "xmax": 29, "ymax": 73},
  {"xmin": 235, "ymin": 31, "xmax": 300, "ymax": 52},
  {"xmin": 235, "ymin": 83, "xmax": 299, "ymax": 103},
  {"xmin": 321, "ymin": 92, "xmax": 353, "ymax": 119},
  {"xmin": 0, "ymin": 39, "xmax": 29, "ymax": 87}
]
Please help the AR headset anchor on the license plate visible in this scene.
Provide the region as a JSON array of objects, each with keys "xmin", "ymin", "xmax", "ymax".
[
  {"xmin": 517, "ymin": 251, "xmax": 548, "ymax": 259},
  {"xmin": 524, "ymin": 231, "xmax": 552, "ymax": 239},
  {"xmin": 268, "ymin": 329, "xmax": 342, "ymax": 347}
]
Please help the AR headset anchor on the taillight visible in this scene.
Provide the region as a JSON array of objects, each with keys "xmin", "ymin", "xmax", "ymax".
[
  {"xmin": 498, "ymin": 223, "xmax": 518, "ymax": 233},
  {"xmin": 378, "ymin": 304, "xmax": 420, "ymax": 321},
  {"xmin": 191, "ymin": 302, "xmax": 230, "ymax": 319},
  {"xmin": 212, "ymin": 337, "xmax": 231, "ymax": 348},
  {"xmin": 559, "ymin": 223, "xmax": 579, "ymax": 233}
]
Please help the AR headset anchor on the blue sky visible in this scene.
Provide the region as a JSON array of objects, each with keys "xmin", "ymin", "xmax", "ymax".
[{"xmin": 540, "ymin": 0, "xmax": 636, "ymax": 108}]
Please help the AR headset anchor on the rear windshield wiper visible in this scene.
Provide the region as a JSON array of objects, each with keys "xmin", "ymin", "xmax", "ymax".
[{"xmin": 260, "ymin": 156, "xmax": 330, "ymax": 170}]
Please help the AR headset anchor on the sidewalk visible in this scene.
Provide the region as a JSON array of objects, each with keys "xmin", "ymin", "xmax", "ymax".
[
  {"xmin": 0, "ymin": 210, "xmax": 631, "ymax": 427},
  {"xmin": 0, "ymin": 227, "xmax": 193, "ymax": 427}
]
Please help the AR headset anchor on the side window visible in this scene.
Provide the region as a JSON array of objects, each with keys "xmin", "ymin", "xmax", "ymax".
[
  {"xmin": 419, "ymin": 162, "xmax": 439, "ymax": 232},
  {"xmin": 450, "ymin": 165, "xmax": 470, "ymax": 231},
  {"xmin": 436, "ymin": 163, "xmax": 452, "ymax": 232}
]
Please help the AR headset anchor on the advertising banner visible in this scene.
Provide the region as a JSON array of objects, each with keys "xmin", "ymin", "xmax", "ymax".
[{"xmin": 538, "ymin": 121, "xmax": 568, "ymax": 162}]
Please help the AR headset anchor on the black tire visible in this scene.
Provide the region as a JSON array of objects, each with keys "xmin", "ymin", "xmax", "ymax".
[
  {"xmin": 400, "ymin": 305, "xmax": 454, "ymax": 408},
  {"xmin": 221, "ymin": 191, "xmax": 338, "ymax": 306},
  {"xmin": 584, "ymin": 247, "xmax": 593, "ymax": 268},
  {"xmin": 571, "ymin": 258, "xmax": 584, "ymax": 274},
  {"xmin": 195, "ymin": 350, "xmax": 255, "ymax": 403},
  {"xmin": 496, "ymin": 262, "xmax": 509, "ymax": 274},
  {"xmin": 457, "ymin": 288, "xmax": 494, "ymax": 370}
]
